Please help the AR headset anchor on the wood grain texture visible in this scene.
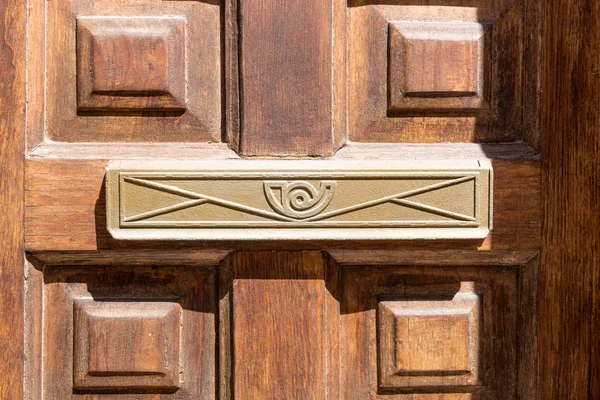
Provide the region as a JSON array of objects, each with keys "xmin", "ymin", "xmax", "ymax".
[
  {"xmin": 218, "ymin": 255, "xmax": 234, "ymax": 400},
  {"xmin": 32, "ymin": 0, "xmax": 222, "ymax": 143},
  {"xmin": 239, "ymin": 0, "xmax": 333, "ymax": 156},
  {"xmin": 0, "ymin": 0, "xmax": 25, "ymax": 393},
  {"xmin": 328, "ymin": 250, "xmax": 539, "ymax": 267},
  {"xmin": 388, "ymin": 21, "xmax": 489, "ymax": 112},
  {"xmin": 328, "ymin": 250, "xmax": 540, "ymax": 400},
  {"xmin": 73, "ymin": 300, "xmax": 181, "ymax": 392},
  {"xmin": 332, "ymin": 0, "xmax": 348, "ymax": 150},
  {"xmin": 523, "ymin": 0, "xmax": 545, "ymax": 151},
  {"xmin": 335, "ymin": 142, "xmax": 539, "ymax": 160},
  {"xmin": 348, "ymin": 1, "xmax": 529, "ymax": 143},
  {"xmin": 335, "ymin": 254, "xmax": 537, "ymax": 399},
  {"xmin": 232, "ymin": 252, "xmax": 334, "ymax": 399},
  {"xmin": 35, "ymin": 264, "xmax": 217, "ymax": 398},
  {"xmin": 378, "ymin": 294, "xmax": 481, "ymax": 389},
  {"xmin": 539, "ymin": 0, "xmax": 600, "ymax": 397},
  {"xmin": 28, "ymin": 142, "xmax": 240, "ymax": 160},
  {"xmin": 224, "ymin": 0, "xmax": 240, "ymax": 150},
  {"xmin": 24, "ymin": 260, "xmax": 43, "ymax": 400},
  {"xmin": 76, "ymin": 16, "xmax": 187, "ymax": 111},
  {"xmin": 28, "ymin": 250, "xmax": 230, "ymax": 266}
]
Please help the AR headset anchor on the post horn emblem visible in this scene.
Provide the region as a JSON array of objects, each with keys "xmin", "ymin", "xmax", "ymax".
[{"xmin": 264, "ymin": 180, "xmax": 336, "ymax": 219}]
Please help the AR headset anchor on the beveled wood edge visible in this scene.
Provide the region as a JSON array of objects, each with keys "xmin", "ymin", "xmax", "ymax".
[
  {"xmin": 335, "ymin": 142, "xmax": 540, "ymax": 160},
  {"xmin": 518, "ymin": 254, "xmax": 539, "ymax": 400},
  {"xmin": 217, "ymin": 254, "xmax": 234, "ymax": 400},
  {"xmin": 23, "ymin": 253, "xmax": 234, "ymax": 400},
  {"xmin": 27, "ymin": 141, "xmax": 241, "ymax": 160},
  {"xmin": 26, "ymin": 141, "xmax": 540, "ymax": 161},
  {"xmin": 326, "ymin": 250, "xmax": 539, "ymax": 266},
  {"xmin": 26, "ymin": 250, "xmax": 539, "ymax": 268},
  {"xmin": 224, "ymin": 0, "xmax": 240, "ymax": 151},
  {"xmin": 27, "ymin": 250, "xmax": 233, "ymax": 266},
  {"xmin": 24, "ymin": 260, "xmax": 43, "ymax": 400}
]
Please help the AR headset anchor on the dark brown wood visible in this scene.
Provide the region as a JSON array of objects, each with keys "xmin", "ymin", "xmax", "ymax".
[
  {"xmin": 523, "ymin": 0, "xmax": 545, "ymax": 151},
  {"xmin": 328, "ymin": 250, "xmax": 539, "ymax": 267},
  {"xmin": 539, "ymin": 0, "xmax": 600, "ymax": 397},
  {"xmin": 347, "ymin": 0, "xmax": 532, "ymax": 144},
  {"xmin": 224, "ymin": 0, "xmax": 240, "ymax": 150},
  {"xmin": 11, "ymin": 0, "xmax": 593, "ymax": 396},
  {"xmin": 27, "ymin": 263, "xmax": 219, "ymax": 398},
  {"xmin": 239, "ymin": 0, "xmax": 334, "ymax": 156},
  {"xmin": 0, "ymin": 0, "xmax": 26, "ymax": 393},
  {"xmin": 218, "ymin": 255, "xmax": 234, "ymax": 400},
  {"xmin": 29, "ymin": 250, "xmax": 230, "ymax": 266},
  {"xmin": 232, "ymin": 251, "xmax": 336, "ymax": 399},
  {"xmin": 330, "ymin": 251, "xmax": 537, "ymax": 399}
]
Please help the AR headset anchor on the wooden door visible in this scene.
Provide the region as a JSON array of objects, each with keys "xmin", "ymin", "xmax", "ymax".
[{"xmin": 1, "ymin": 0, "xmax": 599, "ymax": 399}]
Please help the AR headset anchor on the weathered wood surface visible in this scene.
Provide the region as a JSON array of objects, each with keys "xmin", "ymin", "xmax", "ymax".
[
  {"xmin": 14, "ymin": 0, "xmax": 600, "ymax": 397},
  {"xmin": 539, "ymin": 0, "xmax": 600, "ymax": 397},
  {"xmin": 232, "ymin": 252, "xmax": 334, "ymax": 399},
  {"xmin": 239, "ymin": 0, "xmax": 334, "ymax": 156},
  {"xmin": 0, "ymin": 0, "xmax": 26, "ymax": 394},
  {"xmin": 336, "ymin": 259, "xmax": 534, "ymax": 399},
  {"xmin": 347, "ymin": 1, "xmax": 536, "ymax": 146},
  {"xmin": 32, "ymin": 0, "xmax": 222, "ymax": 144}
]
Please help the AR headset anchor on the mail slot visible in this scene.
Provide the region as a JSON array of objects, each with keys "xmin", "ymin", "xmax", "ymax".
[{"xmin": 106, "ymin": 160, "xmax": 492, "ymax": 241}]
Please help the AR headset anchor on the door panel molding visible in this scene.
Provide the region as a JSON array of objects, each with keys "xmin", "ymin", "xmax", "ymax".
[
  {"xmin": 325, "ymin": 250, "xmax": 538, "ymax": 399},
  {"xmin": 23, "ymin": 254, "xmax": 230, "ymax": 399}
]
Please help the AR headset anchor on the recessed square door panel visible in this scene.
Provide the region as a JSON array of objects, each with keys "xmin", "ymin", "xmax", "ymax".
[
  {"xmin": 37, "ymin": 0, "xmax": 221, "ymax": 142},
  {"xmin": 339, "ymin": 263, "xmax": 525, "ymax": 398},
  {"xmin": 35, "ymin": 265, "xmax": 217, "ymax": 398},
  {"xmin": 348, "ymin": 2, "xmax": 527, "ymax": 143}
]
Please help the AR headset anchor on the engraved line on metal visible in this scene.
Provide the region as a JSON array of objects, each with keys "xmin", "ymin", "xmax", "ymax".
[
  {"xmin": 122, "ymin": 177, "xmax": 297, "ymax": 222},
  {"xmin": 124, "ymin": 198, "xmax": 209, "ymax": 222},
  {"xmin": 122, "ymin": 220, "xmax": 479, "ymax": 228},
  {"xmin": 300, "ymin": 175, "xmax": 475, "ymax": 222},
  {"xmin": 390, "ymin": 199, "xmax": 476, "ymax": 222}
]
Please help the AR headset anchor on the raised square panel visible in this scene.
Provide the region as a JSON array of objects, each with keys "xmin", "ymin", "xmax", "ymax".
[
  {"xmin": 73, "ymin": 300, "xmax": 181, "ymax": 391},
  {"xmin": 348, "ymin": 2, "xmax": 534, "ymax": 143},
  {"xmin": 32, "ymin": 264, "xmax": 218, "ymax": 398},
  {"xmin": 77, "ymin": 17, "xmax": 186, "ymax": 111},
  {"xmin": 378, "ymin": 292, "xmax": 481, "ymax": 389},
  {"xmin": 334, "ymin": 253, "xmax": 539, "ymax": 398},
  {"xmin": 389, "ymin": 22, "xmax": 488, "ymax": 112},
  {"xmin": 35, "ymin": 0, "xmax": 222, "ymax": 143}
]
